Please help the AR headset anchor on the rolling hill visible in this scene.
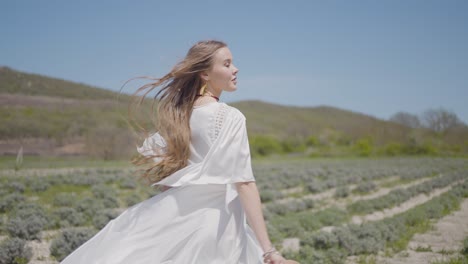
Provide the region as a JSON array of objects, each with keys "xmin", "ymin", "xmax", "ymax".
[{"xmin": 0, "ymin": 66, "xmax": 463, "ymax": 157}]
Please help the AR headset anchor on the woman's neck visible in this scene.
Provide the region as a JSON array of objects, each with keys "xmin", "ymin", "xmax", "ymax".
[{"xmin": 204, "ymin": 89, "xmax": 221, "ymax": 99}]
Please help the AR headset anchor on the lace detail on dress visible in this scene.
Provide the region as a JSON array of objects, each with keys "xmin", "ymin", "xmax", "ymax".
[
  {"xmin": 136, "ymin": 132, "xmax": 167, "ymax": 163},
  {"xmin": 210, "ymin": 103, "xmax": 229, "ymax": 143}
]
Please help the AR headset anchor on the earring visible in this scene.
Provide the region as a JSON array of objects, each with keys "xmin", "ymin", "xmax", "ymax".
[{"xmin": 199, "ymin": 83, "xmax": 207, "ymax": 95}]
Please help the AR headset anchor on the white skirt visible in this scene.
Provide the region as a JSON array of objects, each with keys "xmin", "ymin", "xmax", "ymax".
[{"xmin": 61, "ymin": 184, "xmax": 264, "ymax": 264}]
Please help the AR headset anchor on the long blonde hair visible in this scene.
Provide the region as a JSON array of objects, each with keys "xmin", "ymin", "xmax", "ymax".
[{"xmin": 128, "ymin": 40, "xmax": 227, "ymax": 184}]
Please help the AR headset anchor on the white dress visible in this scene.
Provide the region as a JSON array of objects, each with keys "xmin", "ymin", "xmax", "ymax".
[{"xmin": 61, "ymin": 102, "xmax": 264, "ymax": 264}]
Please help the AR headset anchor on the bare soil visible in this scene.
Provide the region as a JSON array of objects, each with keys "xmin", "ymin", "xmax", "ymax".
[
  {"xmin": 351, "ymin": 183, "xmax": 457, "ymax": 225},
  {"xmin": 282, "ymin": 177, "xmax": 455, "ymax": 252},
  {"xmin": 347, "ymin": 198, "xmax": 468, "ymax": 264},
  {"xmin": 27, "ymin": 231, "xmax": 59, "ymax": 264}
]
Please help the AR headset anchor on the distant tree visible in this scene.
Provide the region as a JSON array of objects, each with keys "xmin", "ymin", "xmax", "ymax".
[
  {"xmin": 421, "ymin": 108, "xmax": 462, "ymax": 133},
  {"xmin": 352, "ymin": 137, "xmax": 373, "ymax": 156},
  {"xmin": 84, "ymin": 123, "xmax": 134, "ymax": 160},
  {"xmin": 389, "ymin": 112, "xmax": 421, "ymax": 128},
  {"xmin": 249, "ymin": 135, "xmax": 282, "ymax": 156}
]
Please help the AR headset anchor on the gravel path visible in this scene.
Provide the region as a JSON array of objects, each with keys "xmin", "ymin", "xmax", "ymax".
[
  {"xmin": 27, "ymin": 231, "xmax": 59, "ymax": 264},
  {"xmin": 351, "ymin": 183, "xmax": 457, "ymax": 225},
  {"xmin": 319, "ymin": 182, "xmax": 458, "ymax": 233},
  {"xmin": 282, "ymin": 179, "xmax": 459, "ymax": 251},
  {"xmin": 347, "ymin": 198, "xmax": 468, "ymax": 264},
  {"xmin": 272, "ymin": 175, "xmax": 434, "ymax": 212}
]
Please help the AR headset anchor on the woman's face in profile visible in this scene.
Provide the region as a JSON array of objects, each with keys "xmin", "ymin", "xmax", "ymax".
[{"xmin": 204, "ymin": 47, "xmax": 239, "ymax": 93}]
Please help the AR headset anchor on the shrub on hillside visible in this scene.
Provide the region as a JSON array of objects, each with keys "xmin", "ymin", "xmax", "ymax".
[
  {"xmin": 323, "ymin": 179, "xmax": 337, "ymax": 189},
  {"xmin": 125, "ymin": 193, "xmax": 142, "ymax": 207},
  {"xmin": 265, "ymin": 203, "xmax": 289, "ymax": 216},
  {"xmin": 6, "ymin": 216, "xmax": 45, "ymax": 240},
  {"xmin": 302, "ymin": 231, "xmax": 338, "ymax": 250},
  {"xmin": 266, "ymin": 199, "xmax": 312, "ymax": 216},
  {"xmin": 347, "ymin": 188, "xmax": 409, "ymax": 215},
  {"xmin": 7, "ymin": 182, "xmax": 25, "ymax": 193},
  {"xmin": 289, "ymin": 245, "xmax": 346, "ymax": 264},
  {"xmin": 373, "ymin": 221, "xmax": 400, "ymax": 242},
  {"xmin": 50, "ymin": 228, "xmax": 96, "ymax": 262},
  {"xmin": 382, "ymin": 142, "xmax": 403, "ymax": 156},
  {"xmin": 297, "ymin": 214, "xmax": 321, "ymax": 232},
  {"xmin": 305, "ymin": 135, "xmax": 319, "ymax": 146},
  {"xmin": 281, "ymin": 139, "xmax": 306, "ymax": 153},
  {"xmin": 12, "ymin": 203, "xmax": 50, "ymax": 224},
  {"xmin": 0, "ymin": 193, "xmax": 25, "ymax": 213},
  {"xmin": 324, "ymin": 248, "xmax": 347, "ymax": 264},
  {"xmin": 272, "ymin": 218, "xmax": 305, "ymax": 237},
  {"xmin": 92, "ymin": 210, "xmax": 119, "ymax": 229},
  {"xmin": 91, "ymin": 184, "xmax": 120, "ymax": 208},
  {"xmin": 53, "ymin": 193, "xmax": 78, "ymax": 207},
  {"xmin": 352, "ymin": 138, "xmax": 373, "ymax": 156},
  {"xmin": 332, "ymin": 227, "xmax": 361, "ymax": 255},
  {"xmin": 75, "ymin": 197, "xmax": 105, "ymax": 217},
  {"xmin": 347, "ymin": 224, "xmax": 383, "ymax": 254},
  {"xmin": 52, "ymin": 208, "xmax": 87, "ymax": 228},
  {"xmin": 119, "ymin": 177, "xmax": 137, "ymax": 189},
  {"xmin": 259, "ymin": 190, "xmax": 282, "ymax": 203},
  {"xmin": 303, "ymin": 198, "xmax": 315, "ymax": 209},
  {"xmin": 315, "ymin": 208, "xmax": 348, "ymax": 227},
  {"xmin": 462, "ymin": 237, "xmax": 468, "ymax": 256},
  {"xmin": 144, "ymin": 187, "xmax": 161, "ymax": 199},
  {"xmin": 0, "ymin": 238, "xmax": 32, "ymax": 264},
  {"xmin": 6, "ymin": 203, "xmax": 51, "ymax": 240},
  {"xmin": 28, "ymin": 178, "xmax": 50, "ymax": 192},
  {"xmin": 353, "ymin": 181, "xmax": 377, "ymax": 194},
  {"xmin": 402, "ymin": 142, "xmax": 438, "ymax": 155},
  {"xmin": 250, "ymin": 135, "xmax": 283, "ymax": 156},
  {"xmin": 305, "ymin": 180, "xmax": 323, "ymax": 193},
  {"xmin": 334, "ymin": 186, "xmax": 350, "ymax": 198},
  {"xmin": 266, "ymin": 222, "xmax": 283, "ymax": 243},
  {"xmin": 68, "ymin": 174, "xmax": 101, "ymax": 186},
  {"xmin": 262, "ymin": 208, "xmax": 272, "ymax": 221}
]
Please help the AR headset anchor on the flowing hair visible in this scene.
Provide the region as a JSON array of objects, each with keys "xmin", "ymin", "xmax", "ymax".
[{"xmin": 127, "ymin": 40, "xmax": 227, "ymax": 185}]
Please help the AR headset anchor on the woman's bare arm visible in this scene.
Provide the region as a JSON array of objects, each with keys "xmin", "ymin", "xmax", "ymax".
[
  {"xmin": 236, "ymin": 182, "xmax": 289, "ymax": 263},
  {"xmin": 235, "ymin": 181, "xmax": 272, "ymax": 252}
]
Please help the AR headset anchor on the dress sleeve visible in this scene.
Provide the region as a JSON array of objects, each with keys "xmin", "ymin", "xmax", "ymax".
[
  {"xmin": 205, "ymin": 107, "xmax": 256, "ymax": 183},
  {"xmin": 155, "ymin": 104, "xmax": 255, "ymax": 187},
  {"xmin": 136, "ymin": 132, "xmax": 167, "ymax": 163}
]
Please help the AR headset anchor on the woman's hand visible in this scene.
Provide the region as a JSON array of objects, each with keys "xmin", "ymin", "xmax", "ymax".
[{"xmin": 263, "ymin": 252, "xmax": 287, "ymax": 264}]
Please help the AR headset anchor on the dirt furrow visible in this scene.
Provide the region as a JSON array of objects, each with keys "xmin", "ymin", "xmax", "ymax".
[
  {"xmin": 350, "ymin": 183, "xmax": 456, "ymax": 225},
  {"xmin": 270, "ymin": 175, "xmax": 436, "ymax": 216},
  {"xmin": 27, "ymin": 231, "xmax": 59, "ymax": 264},
  {"xmin": 347, "ymin": 198, "xmax": 468, "ymax": 264}
]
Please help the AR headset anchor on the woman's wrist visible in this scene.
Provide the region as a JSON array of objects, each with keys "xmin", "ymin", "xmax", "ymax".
[
  {"xmin": 262, "ymin": 246, "xmax": 277, "ymax": 256},
  {"xmin": 262, "ymin": 246, "xmax": 282, "ymax": 262},
  {"xmin": 261, "ymin": 241, "xmax": 274, "ymax": 253}
]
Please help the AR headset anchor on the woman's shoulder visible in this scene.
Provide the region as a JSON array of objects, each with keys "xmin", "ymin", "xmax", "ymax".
[
  {"xmin": 194, "ymin": 102, "xmax": 246, "ymax": 130},
  {"xmin": 221, "ymin": 102, "xmax": 246, "ymax": 121}
]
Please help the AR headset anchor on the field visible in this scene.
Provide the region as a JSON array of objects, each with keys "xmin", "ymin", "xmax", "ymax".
[{"xmin": 0, "ymin": 157, "xmax": 467, "ymax": 264}]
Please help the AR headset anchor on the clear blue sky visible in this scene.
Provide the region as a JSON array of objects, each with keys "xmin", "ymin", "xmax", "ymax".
[{"xmin": 1, "ymin": 0, "xmax": 467, "ymax": 123}]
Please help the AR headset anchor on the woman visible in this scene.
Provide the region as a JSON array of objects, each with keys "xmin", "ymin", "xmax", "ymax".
[{"xmin": 61, "ymin": 40, "xmax": 297, "ymax": 264}]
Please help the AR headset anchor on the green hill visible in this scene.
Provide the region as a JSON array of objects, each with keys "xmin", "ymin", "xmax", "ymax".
[
  {"xmin": 0, "ymin": 66, "xmax": 465, "ymax": 158},
  {"xmin": 232, "ymin": 100, "xmax": 410, "ymax": 144},
  {"xmin": 0, "ymin": 66, "xmax": 118, "ymax": 100}
]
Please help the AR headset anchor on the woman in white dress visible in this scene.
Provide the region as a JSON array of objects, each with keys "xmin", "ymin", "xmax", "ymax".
[{"xmin": 60, "ymin": 40, "xmax": 297, "ymax": 264}]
